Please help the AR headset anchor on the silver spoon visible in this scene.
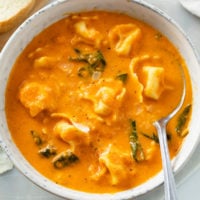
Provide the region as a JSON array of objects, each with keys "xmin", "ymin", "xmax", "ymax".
[{"xmin": 153, "ymin": 70, "xmax": 186, "ymax": 200}]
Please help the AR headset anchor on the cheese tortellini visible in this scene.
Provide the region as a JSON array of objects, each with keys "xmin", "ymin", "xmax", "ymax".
[
  {"xmin": 33, "ymin": 56, "xmax": 59, "ymax": 69},
  {"xmin": 90, "ymin": 144, "xmax": 135, "ymax": 185},
  {"xmin": 53, "ymin": 120, "xmax": 90, "ymax": 150},
  {"xmin": 72, "ymin": 21, "xmax": 103, "ymax": 48},
  {"xmin": 129, "ymin": 55, "xmax": 169, "ymax": 100},
  {"xmin": 108, "ymin": 24, "xmax": 142, "ymax": 56},
  {"xmin": 18, "ymin": 82, "xmax": 59, "ymax": 117},
  {"xmin": 79, "ymin": 78, "xmax": 126, "ymax": 122},
  {"xmin": 142, "ymin": 66, "xmax": 165, "ymax": 100},
  {"xmin": 94, "ymin": 85, "xmax": 126, "ymax": 116}
]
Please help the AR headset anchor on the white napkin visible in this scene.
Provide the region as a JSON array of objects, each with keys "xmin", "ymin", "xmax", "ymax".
[
  {"xmin": 0, "ymin": 146, "xmax": 13, "ymax": 174},
  {"xmin": 179, "ymin": 0, "xmax": 200, "ymax": 17}
]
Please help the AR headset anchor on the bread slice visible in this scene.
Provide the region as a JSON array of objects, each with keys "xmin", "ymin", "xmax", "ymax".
[{"xmin": 0, "ymin": 0, "xmax": 36, "ymax": 33}]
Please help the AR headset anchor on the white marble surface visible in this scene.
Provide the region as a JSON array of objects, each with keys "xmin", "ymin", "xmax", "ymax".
[{"xmin": 0, "ymin": 0, "xmax": 200, "ymax": 199}]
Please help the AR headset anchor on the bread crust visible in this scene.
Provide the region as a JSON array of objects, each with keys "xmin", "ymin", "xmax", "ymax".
[{"xmin": 0, "ymin": 0, "xmax": 36, "ymax": 33}]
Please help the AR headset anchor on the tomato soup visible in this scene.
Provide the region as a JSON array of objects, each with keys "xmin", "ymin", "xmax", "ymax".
[{"xmin": 5, "ymin": 11, "xmax": 192, "ymax": 193}]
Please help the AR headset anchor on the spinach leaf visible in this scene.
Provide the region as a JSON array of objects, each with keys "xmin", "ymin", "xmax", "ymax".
[
  {"xmin": 129, "ymin": 120, "xmax": 145, "ymax": 162},
  {"xmin": 176, "ymin": 104, "xmax": 191, "ymax": 137}
]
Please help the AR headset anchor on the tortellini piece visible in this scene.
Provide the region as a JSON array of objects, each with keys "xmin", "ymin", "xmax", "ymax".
[
  {"xmin": 129, "ymin": 55, "xmax": 168, "ymax": 100},
  {"xmin": 142, "ymin": 66, "xmax": 165, "ymax": 100},
  {"xmin": 80, "ymin": 79, "xmax": 126, "ymax": 119},
  {"xmin": 94, "ymin": 99, "xmax": 112, "ymax": 116},
  {"xmin": 53, "ymin": 120, "xmax": 90, "ymax": 150},
  {"xmin": 72, "ymin": 21, "xmax": 103, "ymax": 48},
  {"xmin": 94, "ymin": 86, "xmax": 126, "ymax": 116},
  {"xmin": 91, "ymin": 144, "xmax": 135, "ymax": 185},
  {"xmin": 18, "ymin": 82, "xmax": 59, "ymax": 117},
  {"xmin": 33, "ymin": 56, "xmax": 59, "ymax": 69},
  {"xmin": 108, "ymin": 24, "xmax": 142, "ymax": 56},
  {"xmin": 128, "ymin": 58, "xmax": 144, "ymax": 103}
]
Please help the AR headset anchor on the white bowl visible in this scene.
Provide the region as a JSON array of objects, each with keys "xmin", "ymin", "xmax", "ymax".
[{"xmin": 0, "ymin": 0, "xmax": 200, "ymax": 199}]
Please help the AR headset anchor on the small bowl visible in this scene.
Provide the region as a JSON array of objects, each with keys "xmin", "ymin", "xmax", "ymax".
[{"xmin": 0, "ymin": 0, "xmax": 200, "ymax": 199}]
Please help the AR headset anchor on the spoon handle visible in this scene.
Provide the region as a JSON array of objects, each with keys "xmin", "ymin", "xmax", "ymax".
[{"xmin": 154, "ymin": 119, "xmax": 178, "ymax": 200}]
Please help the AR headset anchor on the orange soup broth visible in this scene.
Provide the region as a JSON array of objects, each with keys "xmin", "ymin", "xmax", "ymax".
[{"xmin": 5, "ymin": 11, "xmax": 192, "ymax": 193}]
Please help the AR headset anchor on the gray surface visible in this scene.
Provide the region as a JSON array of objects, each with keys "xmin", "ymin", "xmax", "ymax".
[{"xmin": 0, "ymin": 0, "xmax": 200, "ymax": 199}]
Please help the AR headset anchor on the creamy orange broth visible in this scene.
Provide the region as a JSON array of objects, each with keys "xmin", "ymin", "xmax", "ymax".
[{"xmin": 5, "ymin": 11, "xmax": 192, "ymax": 193}]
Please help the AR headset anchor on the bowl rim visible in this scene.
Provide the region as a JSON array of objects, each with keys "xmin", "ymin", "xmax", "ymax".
[{"xmin": 0, "ymin": 0, "xmax": 200, "ymax": 199}]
